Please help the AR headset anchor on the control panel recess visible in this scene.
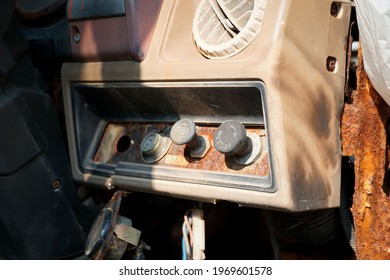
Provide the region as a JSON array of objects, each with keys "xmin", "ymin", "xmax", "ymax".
[{"xmin": 72, "ymin": 81, "xmax": 273, "ymax": 191}]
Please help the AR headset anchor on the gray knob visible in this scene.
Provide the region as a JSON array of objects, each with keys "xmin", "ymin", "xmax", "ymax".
[
  {"xmin": 170, "ymin": 119, "xmax": 210, "ymax": 158},
  {"xmin": 141, "ymin": 131, "xmax": 164, "ymax": 155},
  {"xmin": 140, "ymin": 128, "xmax": 172, "ymax": 164},
  {"xmin": 170, "ymin": 119, "xmax": 203, "ymax": 150},
  {"xmin": 213, "ymin": 120, "xmax": 251, "ymax": 156},
  {"xmin": 170, "ymin": 119, "xmax": 197, "ymax": 146}
]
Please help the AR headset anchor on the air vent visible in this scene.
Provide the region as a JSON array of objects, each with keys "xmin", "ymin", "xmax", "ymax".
[{"xmin": 193, "ymin": 0, "xmax": 267, "ymax": 59}]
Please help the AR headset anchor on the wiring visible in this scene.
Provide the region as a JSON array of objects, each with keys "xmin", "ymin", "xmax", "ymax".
[
  {"xmin": 181, "ymin": 236, "xmax": 187, "ymax": 260},
  {"xmin": 184, "ymin": 214, "xmax": 193, "ymax": 246},
  {"xmin": 182, "ymin": 220, "xmax": 191, "ymax": 260},
  {"xmin": 182, "ymin": 210, "xmax": 196, "ymax": 260}
]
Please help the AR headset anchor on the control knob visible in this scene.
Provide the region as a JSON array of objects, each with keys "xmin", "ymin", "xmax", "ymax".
[
  {"xmin": 170, "ymin": 119, "xmax": 210, "ymax": 158},
  {"xmin": 140, "ymin": 128, "xmax": 171, "ymax": 164},
  {"xmin": 213, "ymin": 120, "xmax": 251, "ymax": 156}
]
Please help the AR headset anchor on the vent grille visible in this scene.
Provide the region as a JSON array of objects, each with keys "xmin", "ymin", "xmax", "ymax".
[{"xmin": 193, "ymin": 0, "xmax": 267, "ymax": 59}]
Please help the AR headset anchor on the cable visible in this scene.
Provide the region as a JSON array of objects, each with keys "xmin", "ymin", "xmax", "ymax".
[
  {"xmin": 182, "ymin": 237, "xmax": 187, "ymax": 260},
  {"xmin": 184, "ymin": 214, "xmax": 193, "ymax": 246},
  {"xmin": 182, "ymin": 221, "xmax": 191, "ymax": 259}
]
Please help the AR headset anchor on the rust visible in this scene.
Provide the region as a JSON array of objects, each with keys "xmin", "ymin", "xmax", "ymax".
[
  {"xmin": 341, "ymin": 45, "xmax": 390, "ymax": 259},
  {"xmin": 94, "ymin": 123, "xmax": 269, "ymax": 177},
  {"xmin": 103, "ymin": 234, "xmax": 128, "ymax": 260}
]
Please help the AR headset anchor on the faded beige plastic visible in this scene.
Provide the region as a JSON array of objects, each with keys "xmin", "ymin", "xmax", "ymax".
[
  {"xmin": 62, "ymin": 0, "xmax": 352, "ymax": 211},
  {"xmin": 193, "ymin": 0, "xmax": 267, "ymax": 58}
]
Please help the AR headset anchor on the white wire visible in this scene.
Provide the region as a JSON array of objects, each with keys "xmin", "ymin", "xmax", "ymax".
[{"xmin": 182, "ymin": 221, "xmax": 191, "ymax": 258}]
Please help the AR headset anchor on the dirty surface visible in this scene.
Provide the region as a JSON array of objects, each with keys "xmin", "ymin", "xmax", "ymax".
[
  {"xmin": 94, "ymin": 123, "xmax": 269, "ymax": 177},
  {"xmin": 341, "ymin": 47, "xmax": 390, "ymax": 259}
]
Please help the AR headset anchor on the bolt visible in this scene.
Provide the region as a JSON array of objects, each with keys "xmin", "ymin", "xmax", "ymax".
[
  {"xmin": 73, "ymin": 33, "xmax": 81, "ymax": 44},
  {"xmin": 326, "ymin": 56, "xmax": 337, "ymax": 72},
  {"xmin": 52, "ymin": 178, "xmax": 61, "ymax": 190},
  {"xmin": 328, "ymin": 61, "xmax": 335, "ymax": 71}
]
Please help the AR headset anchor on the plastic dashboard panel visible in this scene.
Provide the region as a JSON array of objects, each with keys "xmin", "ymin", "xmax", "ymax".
[{"xmin": 62, "ymin": 0, "xmax": 352, "ymax": 211}]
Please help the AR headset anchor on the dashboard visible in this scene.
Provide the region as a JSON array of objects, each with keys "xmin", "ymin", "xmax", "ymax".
[{"xmin": 62, "ymin": 0, "xmax": 352, "ymax": 211}]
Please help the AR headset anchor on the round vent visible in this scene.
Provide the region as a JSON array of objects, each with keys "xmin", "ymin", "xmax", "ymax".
[{"xmin": 193, "ymin": 0, "xmax": 267, "ymax": 59}]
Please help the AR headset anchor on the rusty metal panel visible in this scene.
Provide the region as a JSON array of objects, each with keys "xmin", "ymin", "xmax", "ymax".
[
  {"xmin": 341, "ymin": 46, "xmax": 390, "ymax": 259},
  {"xmin": 94, "ymin": 123, "xmax": 269, "ymax": 177}
]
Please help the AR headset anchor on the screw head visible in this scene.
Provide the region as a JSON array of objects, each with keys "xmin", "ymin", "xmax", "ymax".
[
  {"xmin": 52, "ymin": 178, "xmax": 61, "ymax": 190},
  {"xmin": 326, "ymin": 56, "xmax": 337, "ymax": 72},
  {"xmin": 73, "ymin": 33, "xmax": 81, "ymax": 44}
]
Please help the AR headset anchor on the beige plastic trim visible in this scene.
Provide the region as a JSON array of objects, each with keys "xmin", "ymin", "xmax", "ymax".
[
  {"xmin": 62, "ymin": 0, "xmax": 352, "ymax": 211},
  {"xmin": 193, "ymin": 0, "xmax": 267, "ymax": 59}
]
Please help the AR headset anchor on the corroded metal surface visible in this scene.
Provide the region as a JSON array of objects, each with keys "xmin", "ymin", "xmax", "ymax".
[
  {"xmin": 94, "ymin": 123, "xmax": 269, "ymax": 177},
  {"xmin": 341, "ymin": 47, "xmax": 390, "ymax": 259}
]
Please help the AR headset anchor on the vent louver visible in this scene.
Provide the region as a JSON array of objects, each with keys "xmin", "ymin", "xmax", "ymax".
[{"xmin": 193, "ymin": 0, "xmax": 267, "ymax": 59}]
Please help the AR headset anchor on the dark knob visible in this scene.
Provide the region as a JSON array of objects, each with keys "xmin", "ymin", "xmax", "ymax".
[{"xmin": 213, "ymin": 120, "xmax": 251, "ymax": 156}]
